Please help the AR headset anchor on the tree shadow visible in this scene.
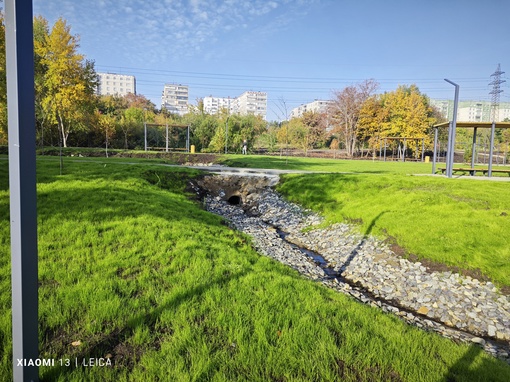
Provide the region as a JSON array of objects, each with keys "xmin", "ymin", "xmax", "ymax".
[
  {"xmin": 340, "ymin": 211, "xmax": 386, "ymax": 274},
  {"xmin": 444, "ymin": 344, "xmax": 510, "ymax": 381},
  {"xmin": 277, "ymin": 173, "xmax": 360, "ymax": 213},
  {"xmin": 40, "ymin": 269, "xmax": 250, "ymax": 381}
]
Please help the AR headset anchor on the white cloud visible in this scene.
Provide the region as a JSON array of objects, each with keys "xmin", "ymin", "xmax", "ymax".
[{"xmin": 33, "ymin": 0, "xmax": 320, "ymax": 65}]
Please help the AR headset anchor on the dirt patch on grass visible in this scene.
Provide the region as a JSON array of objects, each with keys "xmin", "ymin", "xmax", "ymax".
[{"xmin": 335, "ymin": 359, "xmax": 403, "ymax": 382}]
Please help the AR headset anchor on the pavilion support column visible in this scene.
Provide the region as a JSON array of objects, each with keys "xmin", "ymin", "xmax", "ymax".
[
  {"xmin": 446, "ymin": 121, "xmax": 453, "ymax": 177},
  {"xmin": 432, "ymin": 127, "xmax": 438, "ymax": 174},
  {"xmin": 471, "ymin": 127, "xmax": 477, "ymax": 172},
  {"xmin": 488, "ymin": 122, "xmax": 496, "ymax": 177},
  {"xmin": 444, "ymin": 79, "xmax": 459, "ymax": 179}
]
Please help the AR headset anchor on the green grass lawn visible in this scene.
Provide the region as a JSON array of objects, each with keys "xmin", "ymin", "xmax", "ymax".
[
  {"xmin": 0, "ymin": 158, "xmax": 509, "ymax": 381},
  {"xmin": 217, "ymin": 154, "xmax": 510, "ymax": 288},
  {"xmin": 277, "ymin": 173, "xmax": 510, "ymax": 288},
  {"xmin": 222, "ymin": 154, "xmax": 434, "ymax": 174}
]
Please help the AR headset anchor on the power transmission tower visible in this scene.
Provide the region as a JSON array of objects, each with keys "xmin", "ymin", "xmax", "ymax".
[{"xmin": 489, "ymin": 63, "xmax": 505, "ymax": 122}]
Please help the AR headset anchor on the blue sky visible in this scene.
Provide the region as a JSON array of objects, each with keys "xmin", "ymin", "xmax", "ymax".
[{"xmin": 32, "ymin": 0, "xmax": 510, "ymax": 121}]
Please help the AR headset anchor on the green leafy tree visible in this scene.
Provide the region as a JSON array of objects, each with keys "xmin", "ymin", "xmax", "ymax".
[
  {"xmin": 209, "ymin": 114, "xmax": 265, "ymax": 153},
  {"xmin": 97, "ymin": 110, "xmax": 116, "ymax": 156},
  {"xmin": 120, "ymin": 107, "xmax": 144, "ymax": 149},
  {"xmin": 255, "ymin": 121, "xmax": 279, "ymax": 153}
]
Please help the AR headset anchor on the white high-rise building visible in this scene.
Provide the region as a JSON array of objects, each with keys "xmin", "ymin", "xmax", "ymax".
[
  {"xmin": 430, "ymin": 99, "xmax": 510, "ymax": 122},
  {"xmin": 96, "ymin": 72, "xmax": 136, "ymax": 97},
  {"xmin": 201, "ymin": 92, "xmax": 267, "ymax": 119},
  {"xmin": 161, "ymin": 84, "xmax": 189, "ymax": 116},
  {"xmin": 203, "ymin": 96, "xmax": 233, "ymax": 115},
  {"xmin": 231, "ymin": 91, "xmax": 267, "ymax": 119},
  {"xmin": 290, "ymin": 99, "xmax": 332, "ymax": 119}
]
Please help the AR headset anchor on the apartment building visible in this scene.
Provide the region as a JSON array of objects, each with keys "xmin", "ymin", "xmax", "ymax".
[
  {"xmin": 96, "ymin": 72, "xmax": 136, "ymax": 97},
  {"xmin": 202, "ymin": 91, "xmax": 267, "ymax": 119},
  {"xmin": 430, "ymin": 99, "xmax": 510, "ymax": 122},
  {"xmin": 231, "ymin": 91, "xmax": 267, "ymax": 119},
  {"xmin": 290, "ymin": 99, "xmax": 332, "ymax": 119},
  {"xmin": 161, "ymin": 84, "xmax": 189, "ymax": 116},
  {"xmin": 203, "ymin": 96, "xmax": 233, "ymax": 115}
]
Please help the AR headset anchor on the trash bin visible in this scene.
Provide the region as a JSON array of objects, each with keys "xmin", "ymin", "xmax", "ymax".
[
  {"xmin": 190, "ymin": 145, "xmax": 195, "ymax": 154},
  {"xmin": 424, "ymin": 156, "xmax": 430, "ymax": 163}
]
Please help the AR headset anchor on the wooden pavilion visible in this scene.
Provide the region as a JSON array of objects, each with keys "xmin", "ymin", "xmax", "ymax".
[{"xmin": 431, "ymin": 121, "xmax": 510, "ymax": 177}]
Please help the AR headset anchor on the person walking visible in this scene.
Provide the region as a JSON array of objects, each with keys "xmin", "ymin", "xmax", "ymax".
[{"xmin": 242, "ymin": 139, "xmax": 247, "ymax": 155}]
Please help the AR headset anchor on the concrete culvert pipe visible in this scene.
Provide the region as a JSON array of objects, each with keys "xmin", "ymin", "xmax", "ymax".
[{"xmin": 227, "ymin": 195, "xmax": 242, "ymax": 205}]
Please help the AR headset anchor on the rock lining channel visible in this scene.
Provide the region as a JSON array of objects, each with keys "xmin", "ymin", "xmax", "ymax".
[{"xmin": 195, "ymin": 174, "xmax": 510, "ymax": 363}]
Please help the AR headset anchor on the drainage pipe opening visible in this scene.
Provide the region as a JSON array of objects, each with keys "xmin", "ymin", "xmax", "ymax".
[{"xmin": 227, "ymin": 195, "xmax": 242, "ymax": 205}]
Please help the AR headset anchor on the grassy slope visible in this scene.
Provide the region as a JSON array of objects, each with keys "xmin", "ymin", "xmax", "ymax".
[
  {"xmin": 0, "ymin": 158, "xmax": 509, "ymax": 381},
  {"xmin": 277, "ymin": 173, "xmax": 510, "ymax": 287},
  {"xmin": 222, "ymin": 154, "xmax": 434, "ymax": 174},
  {"xmin": 218, "ymin": 155, "xmax": 510, "ymax": 287}
]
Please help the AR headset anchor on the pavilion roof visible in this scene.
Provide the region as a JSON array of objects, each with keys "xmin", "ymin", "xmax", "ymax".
[{"xmin": 433, "ymin": 121, "xmax": 510, "ymax": 129}]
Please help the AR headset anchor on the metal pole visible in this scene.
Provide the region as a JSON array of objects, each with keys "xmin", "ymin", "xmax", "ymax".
[
  {"xmin": 224, "ymin": 117, "xmax": 229, "ymax": 154},
  {"xmin": 5, "ymin": 0, "xmax": 40, "ymax": 380},
  {"xmin": 165, "ymin": 122, "xmax": 168, "ymax": 152},
  {"xmin": 432, "ymin": 127, "xmax": 438, "ymax": 174},
  {"xmin": 488, "ymin": 121, "xmax": 496, "ymax": 177},
  {"xmin": 446, "ymin": 122, "xmax": 453, "ymax": 176},
  {"xmin": 471, "ymin": 127, "xmax": 477, "ymax": 170},
  {"xmin": 445, "ymin": 79, "xmax": 460, "ymax": 178},
  {"xmin": 421, "ymin": 138, "xmax": 425, "ymax": 162},
  {"xmin": 383, "ymin": 138, "xmax": 387, "ymax": 161},
  {"xmin": 144, "ymin": 121, "xmax": 147, "ymax": 151},
  {"xmin": 187, "ymin": 125, "xmax": 190, "ymax": 153}
]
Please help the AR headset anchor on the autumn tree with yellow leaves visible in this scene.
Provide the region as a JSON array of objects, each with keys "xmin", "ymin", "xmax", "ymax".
[
  {"xmin": 34, "ymin": 17, "xmax": 98, "ymax": 147},
  {"xmin": 358, "ymin": 85, "xmax": 439, "ymax": 158}
]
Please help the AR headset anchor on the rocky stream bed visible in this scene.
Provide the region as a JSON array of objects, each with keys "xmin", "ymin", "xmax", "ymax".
[{"xmin": 193, "ymin": 174, "xmax": 510, "ymax": 363}]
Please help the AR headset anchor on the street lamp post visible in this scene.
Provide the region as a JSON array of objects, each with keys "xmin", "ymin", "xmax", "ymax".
[
  {"xmin": 143, "ymin": 108, "xmax": 147, "ymax": 152},
  {"xmin": 5, "ymin": 0, "xmax": 40, "ymax": 380},
  {"xmin": 444, "ymin": 79, "xmax": 459, "ymax": 178},
  {"xmin": 225, "ymin": 116, "xmax": 230, "ymax": 154}
]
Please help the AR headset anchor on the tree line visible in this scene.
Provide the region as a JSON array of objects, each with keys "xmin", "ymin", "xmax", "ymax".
[{"xmin": 1, "ymin": 14, "xmax": 462, "ymax": 157}]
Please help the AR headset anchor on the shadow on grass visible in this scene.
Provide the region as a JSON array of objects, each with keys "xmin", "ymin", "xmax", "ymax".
[
  {"xmin": 36, "ymin": 184, "xmax": 206, "ymax": 227},
  {"xmin": 40, "ymin": 269, "xmax": 250, "ymax": 381},
  {"xmin": 340, "ymin": 211, "xmax": 386, "ymax": 274},
  {"xmin": 277, "ymin": 173, "xmax": 360, "ymax": 212},
  {"xmin": 445, "ymin": 344, "xmax": 510, "ymax": 382},
  {"xmin": 222, "ymin": 156, "xmax": 345, "ymax": 171}
]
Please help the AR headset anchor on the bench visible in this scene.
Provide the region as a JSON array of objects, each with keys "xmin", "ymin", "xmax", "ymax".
[
  {"xmin": 482, "ymin": 169, "xmax": 510, "ymax": 176},
  {"xmin": 437, "ymin": 168, "xmax": 478, "ymax": 176},
  {"xmin": 438, "ymin": 168, "xmax": 510, "ymax": 176}
]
